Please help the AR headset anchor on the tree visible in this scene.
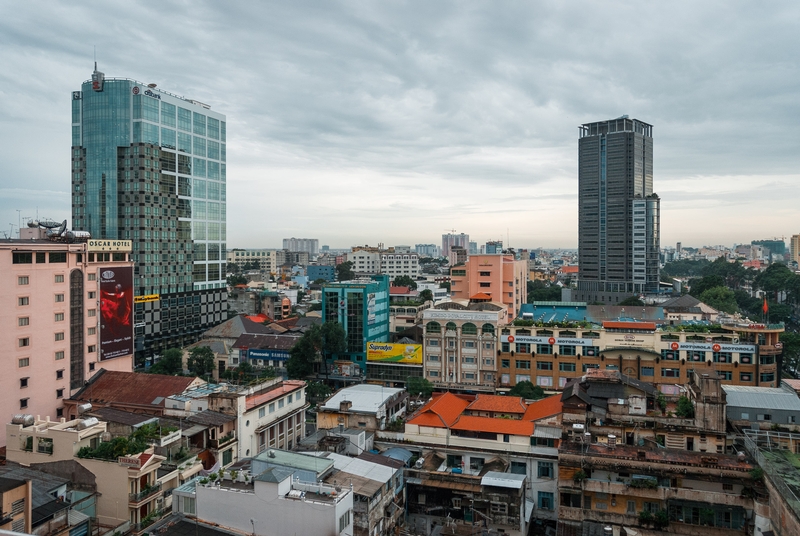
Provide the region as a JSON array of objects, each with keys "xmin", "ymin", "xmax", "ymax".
[
  {"xmin": 336, "ymin": 261, "xmax": 355, "ymax": 281},
  {"xmin": 439, "ymin": 282, "xmax": 451, "ymax": 292},
  {"xmin": 312, "ymin": 278, "xmax": 328, "ymax": 285},
  {"xmin": 781, "ymin": 331, "xmax": 800, "ymax": 376},
  {"xmin": 393, "ymin": 275, "xmax": 418, "ymax": 290},
  {"xmin": 306, "ymin": 381, "xmax": 332, "ymax": 400},
  {"xmin": 226, "ymin": 262, "xmax": 240, "ymax": 275},
  {"xmin": 150, "ymin": 348, "xmax": 183, "ymax": 375},
  {"xmin": 676, "ymin": 395, "xmax": 695, "ymax": 418},
  {"xmin": 419, "ymin": 289, "xmax": 434, "ymax": 302},
  {"xmin": 187, "ymin": 346, "xmax": 215, "ymax": 377},
  {"xmin": 618, "ymin": 296, "xmax": 645, "ymax": 306},
  {"xmin": 226, "ymin": 274, "xmax": 247, "ymax": 287},
  {"xmin": 508, "ymin": 381, "xmax": 545, "ymax": 400},
  {"xmin": 698, "ymin": 286, "xmax": 739, "ymax": 314},
  {"xmin": 527, "ymin": 280, "xmax": 561, "ymax": 302},
  {"xmin": 662, "ymin": 259, "xmax": 710, "ymax": 278},
  {"xmin": 689, "ymin": 275, "xmax": 725, "ymax": 298},
  {"xmin": 286, "ymin": 322, "xmax": 347, "ymax": 379},
  {"xmin": 407, "ymin": 377, "xmax": 433, "ymax": 398}
]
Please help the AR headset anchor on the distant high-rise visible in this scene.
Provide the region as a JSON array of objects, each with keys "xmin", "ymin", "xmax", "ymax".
[
  {"xmin": 575, "ymin": 117, "xmax": 660, "ymax": 303},
  {"xmin": 71, "ymin": 65, "xmax": 227, "ymax": 364},
  {"xmin": 442, "ymin": 233, "xmax": 469, "ymax": 257},
  {"xmin": 283, "ymin": 238, "xmax": 319, "ymax": 255}
]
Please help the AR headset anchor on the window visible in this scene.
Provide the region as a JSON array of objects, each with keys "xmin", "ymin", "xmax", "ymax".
[
  {"xmin": 54, "ymin": 313, "xmax": 64, "ymax": 322},
  {"xmin": 428, "ymin": 355, "xmax": 440, "ymax": 362},
  {"xmin": 89, "ymin": 363, "xmax": 95, "ymax": 371},
  {"xmin": 761, "ymin": 372, "xmax": 775, "ymax": 383},
  {"xmin": 723, "ymin": 483, "xmax": 733, "ymax": 491},
  {"xmin": 641, "ymin": 366, "xmax": 654, "ymax": 376},
  {"xmin": 87, "ymin": 273, "xmax": 96, "ymax": 281},
  {"xmin": 713, "ymin": 352, "xmax": 732, "ymax": 363},
  {"xmin": 582, "ymin": 363, "xmax": 599, "ymax": 372},
  {"xmin": 491, "ymin": 502, "xmax": 508, "ymax": 514},
  {"xmin": 49, "ymin": 252, "xmax": 67, "ymax": 263},
  {"xmin": 278, "ymin": 399, "xmax": 284, "ymax": 408},
  {"xmin": 479, "ymin": 282, "xmax": 491, "ymax": 287},
  {"xmin": 463, "ymin": 341, "xmax": 475, "ymax": 349},
  {"xmin": 259, "ymin": 407, "xmax": 266, "ymax": 418},
  {"xmin": 536, "ymin": 361, "xmax": 553, "ymax": 370},
  {"xmin": 741, "ymin": 412, "xmax": 749, "ymax": 420},
  {"xmin": 469, "ymin": 457, "xmax": 485, "ymax": 471},
  {"xmin": 740, "ymin": 353, "xmax": 752, "ymax": 364},
  {"xmin": 537, "ymin": 376, "xmax": 553, "ymax": 387},
  {"xmin": 538, "ymin": 491, "xmax": 554, "ymax": 510},
  {"xmin": 661, "ymin": 349, "xmax": 679, "ymax": 360},
  {"xmin": 583, "ymin": 346, "xmax": 600, "ymax": 356},
  {"xmin": 516, "ymin": 360, "xmax": 531, "ymax": 369},
  {"xmin": 429, "ymin": 370, "xmax": 439, "ymax": 377},
  {"xmin": 87, "ymin": 291, "xmax": 96, "ymax": 300},
  {"xmin": 18, "ymin": 276, "xmax": 29, "ymax": 285},
  {"xmin": 501, "ymin": 359, "xmax": 510, "ymax": 368},
  {"xmin": 740, "ymin": 373, "xmax": 752, "ymax": 382},
  {"xmin": 627, "ymin": 500, "xmax": 637, "ymax": 515},
  {"xmin": 56, "ymin": 369, "xmax": 64, "ymax": 379},
  {"xmin": 55, "ymin": 293, "xmax": 65, "ymax": 303},
  {"xmin": 18, "ymin": 317, "xmax": 29, "ymax": 326},
  {"xmin": 559, "ymin": 362, "xmax": 576, "ymax": 372},
  {"xmin": 19, "ymin": 338, "xmax": 30, "ymax": 347},
  {"xmin": 339, "ymin": 510, "xmax": 351, "ymax": 533},
  {"xmin": 503, "ymin": 434, "xmax": 510, "ymax": 443},
  {"xmin": 20, "ymin": 398, "xmax": 29, "ymax": 409},
  {"xmin": 718, "ymin": 370, "xmax": 732, "ymax": 380},
  {"xmin": 661, "ymin": 368, "xmax": 680, "ymax": 378},
  {"xmin": 55, "ymin": 274, "xmax": 64, "ymax": 283},
  {"xmin": 538, "ymin": 461, "xmax": 553, "ymax": 478},
  {"xmin": 12, "ymin": 252, "xmax": 32, "ymax": 264},
  {"xmin": 88, "ymin": 309, "xmax": 96, "ymax": 317},
  {"xmin": 560, "ymin": 345, "xmax": 576, "ymax": 356},
  {"xmin": 87, "ymin": 345, "xmax": 96, "ymax": 353},
  {"xmin": 269, "ymin": 403, "xmax": 275, "ymax": 413},
  {"xmin": 288, "ymin": 394, "xmax": 293, "ymax": 403},
  {"xmin": 20, "ymin": 378, "xmax": 28, "ymax": 388},
  {"xmin": 536, "ymin": 344, "xmax": 552, "ymax": 354},
  {"xmin": 54, "ymin": 332, "xmax": 65, "ymax": 341},
  {"xmin": 18, "ymin": 297, "xmax": 29, "ymax": 306},
  {"xmin": 428, "ymin": 339, "xmax": 439, "ymax": 346},
  {"xmin": 55, "ymin": 351, "xmax": 64, "ymax": 360},
  {"xmin": 87, "ymin": 327, "xmax": 96, "ymax": 335},
  {"xmin": 56, "ymin": 389, "xmax": 64, "ymax": 398}
]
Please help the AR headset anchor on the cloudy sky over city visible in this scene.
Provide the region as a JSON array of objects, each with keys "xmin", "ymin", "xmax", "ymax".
[{"xmin": 1, "ymin": 1, "xmax": 798, "ymax": 250}]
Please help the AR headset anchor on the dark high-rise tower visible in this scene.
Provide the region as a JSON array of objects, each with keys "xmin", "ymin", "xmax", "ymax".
[
  {"xmin": 71, "ymin": 65, "xmax": 227, "ymax": 365},
  {"xmin": 575, "ymin": 116, "xmax": 660, "ymax": 304}
]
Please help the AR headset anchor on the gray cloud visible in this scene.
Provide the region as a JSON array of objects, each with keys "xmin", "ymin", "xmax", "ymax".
[{"xmin": 0, "ymin": 1, "xmax": 797, "ymax": 248}]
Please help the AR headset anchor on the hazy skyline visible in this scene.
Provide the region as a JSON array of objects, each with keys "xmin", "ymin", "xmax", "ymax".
[{"xmin": 1, "ymin": 2, "xmax": 798, "ymax": 250}]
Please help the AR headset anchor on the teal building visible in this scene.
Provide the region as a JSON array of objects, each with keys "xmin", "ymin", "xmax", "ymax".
[{"xmin": 322, "ymin": 275, "xmax": 390, "ymax": 374}]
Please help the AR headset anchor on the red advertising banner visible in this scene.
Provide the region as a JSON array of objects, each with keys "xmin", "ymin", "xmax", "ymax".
[{"xmin": 99, "ymin": 266, "xmax": 134, "ymax": 360}]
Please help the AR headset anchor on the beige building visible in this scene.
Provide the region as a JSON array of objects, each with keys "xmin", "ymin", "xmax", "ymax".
[
  {"xmin": 422, "ymin": 302, "xmax": 508, "ymax": 392},
  {"xmin": 791, "ymin": 234, "xmax": 800, "ymax": 266},
  {"xmin": 227, "ymin": 248, "xmax": 278, "ymax": 274},
  {"xmin": 6, "ymin": 415, "xmax": 167, "ymax": 531},
  {"xmin": 0, "ymin": 476, "xmax": 31, "ymax": 534}
]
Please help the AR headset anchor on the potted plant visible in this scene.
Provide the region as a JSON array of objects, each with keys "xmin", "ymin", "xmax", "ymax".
[{"xmin": 573, "ymin": 469, "xmax": 587, "ymax": 483}]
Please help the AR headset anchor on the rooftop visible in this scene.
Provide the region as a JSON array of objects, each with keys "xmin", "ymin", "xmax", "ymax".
[
  {"xmin": 232, "ymin": 333, "xmax": 301, "ymax": 351},
  {"xmin": 245, "ymin": 380, "xmax": 306, "ymax": 411},
  {"xmin": 323, "ymin": 452, "xmax": 396, "ymax": 484},
  {"xmin": 522, "ymin": 394, "xmax": 563, "ymax": 421},
  {"xmin": 481, "ymin": 471, "xmax": 526, "ymax": 489},
  {"xmin": 723, "ymin": 385, "xmax": 800, "ymax": 412},
  {"xmin": 71, "ymin": 369, "xmax": 201, "ymax": 407},
  {"xmin": 466, "ymin": 394, "xmax": 527, "ymax": 414},
  {"xmin": 321, "ymin": 384, "xmax": 404, "ymax": 414},
  {"xmin": 186, "ymin": 410, "xmax": 237, "ymax": 427},
  {"xmin": 407, "ymin": 392, "xmax": 471, "ymax": 428},
  {"xmin": 253, "ymin": 449, "xmax": 334, "ymax": 475}
]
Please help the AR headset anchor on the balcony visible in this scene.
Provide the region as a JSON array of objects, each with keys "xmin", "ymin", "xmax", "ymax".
[
  {"xmin": 559, "ymin": 505, "xmax": 638, "ymax": 526},
  {"xmin": 209, "ymin": 431, "xmax": 236, "ymax": 449},
  {"xmin": 562, "ymin": 479, "xmax": 752, "ymax": 509},
  {"xmin": 129, "ymin": 482, "xmax": 162, "ymax": 504}
]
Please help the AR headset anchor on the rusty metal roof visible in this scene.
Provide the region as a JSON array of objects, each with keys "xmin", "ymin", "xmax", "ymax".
[{"xmin": 71, "ymin": 369, "xmax": 200, "ymax": 407}]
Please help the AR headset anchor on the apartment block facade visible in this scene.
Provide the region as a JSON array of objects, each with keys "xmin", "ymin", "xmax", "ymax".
[{"xmin": 450, "ymin": 254, "xmax": 527, "ymax": 320}]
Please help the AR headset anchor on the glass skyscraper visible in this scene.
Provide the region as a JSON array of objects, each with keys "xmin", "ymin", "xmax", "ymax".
[
  {"xmin": 71, "ymin": 66, "xmax": 227, "ymax": 365},
  {"xmin": 576, "ymin": 116, "xmax": 660, "ymax": 303}
]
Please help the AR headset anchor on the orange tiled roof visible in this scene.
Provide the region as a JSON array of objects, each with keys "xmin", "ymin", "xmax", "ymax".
[
  {"xmin": 470, "ymin": 292, "xmax": 492, "ymax": 300},
  {"xmin": 523, "ymin": 394, "xmax": 563, "ymax": 421},
  {"xmin": 245, "ymin": 380, "xmax": 306, "ymax": 410},
  {"xmin": 450, "ymin": 415, "xmax": 534, "ymax": 436},
  {"xmin": 467, "ymin": 394, "xmax": 527, "ymax": 414},
  {"xmin": 407, "ymin": 392, "xmax": 471, "ymax": 428},
  {"xmin": 559, "ymin": 265, "xmax": 579, "ymax": 273},
  {"xmin": 246, "ymin": 313, "xmax": 272, "ymax": 324}
]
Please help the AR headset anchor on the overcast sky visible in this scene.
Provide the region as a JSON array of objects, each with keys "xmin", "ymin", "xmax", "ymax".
[{"xmin": 1, "ymin": 1, "xmax": 798, "ymax": 250}]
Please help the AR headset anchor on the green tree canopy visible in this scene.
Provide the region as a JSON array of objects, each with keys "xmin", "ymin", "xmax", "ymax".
[
  {"xmin": 226, "ymin": 274, "xmax": 248, "ymax": 287},
  {"xmin": 781, "ymin": 332, "xmax": 800, "ymax": 376},
  {"xmin": 698, "ymin": 286, "xmax": 739, "ymax": 314},
  {"xmin": 286, "ymin": 322, "xmax": 347, "ymax": 379},
  {"xmin": 527, "ymin": 280, "xmax": 561, "ymax": 302},
  {"xmin": 393, "ymin": 275, "xmax": 418, "ymax": 290},
  {"xmin": 407, "ymin": 377, "xmax": 434, "ymax": 398},
  {"xmin": 508, "ymin": 381, "xmax": 545, "ymax": 400},
  {"xmin": 439, "ymin": 281, "xmax": 451, "ymax": 292},
  {"xmin": 618, "ymin": 296, "xmax": 645, "ymax": 306},
  {"xmin": 335, "ymin": 261, "xmax": 355, "ymax": 281},
  {"xmin": 187, "ymin": 346, "xmax": 215, "ymax": 377},
  {"xmin": 688, "ymin": 275, "xmax": 725, "ymax": 298},
  {"xmin": 419, "ymin": 289, "xmax": 434, "ymax": 302},
  {"xmin": 662, "ymin": 259, "xmax": 710, "ymax": 278},
  {"xmin": 150, "ymin": 348, "xmax": 183, "ymax": 375}
]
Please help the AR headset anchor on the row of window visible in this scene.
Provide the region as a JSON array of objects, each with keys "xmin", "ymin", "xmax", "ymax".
[
  {"xmin": 255, "ymin": 390, "xmax": 305, "ymax": 419},
  {"xmin": 12, "ymin": 252, "xmax": 68, "ymax": 264},
  {"xmin": 428, "ymin": 340, "xmax": 494, "ymax": 349}
]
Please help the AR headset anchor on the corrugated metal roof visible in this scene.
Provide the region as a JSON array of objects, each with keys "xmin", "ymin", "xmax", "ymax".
[
  {"xmin": 481, "ymin": 471, "xmax": 526, "ymax": 489},
  {"xmin": 187, "ymin": 410, "xmax": 236, "ymax": 426},
  {"xmin": 252, "ymin": 449, "xmax": 334, "ymax": 474},
  {"xmin": 323, "ymin": 452, "xmax": 396, "ymax": 484},
  {"xmin": 533, "ymin": 425, "xmax": 562, "ymax": 439},
  {"xmin": 722, "ymin": 385, "xmax": 800, "ymax": 411},
  {"xmin": 71, "ymin": 370, "xmax": 200, "ymax": 407}
]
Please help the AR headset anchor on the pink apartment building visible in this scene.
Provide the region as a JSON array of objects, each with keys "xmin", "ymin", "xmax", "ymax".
[
  {"xmin": 1, "ymin": 238, "xmax": 134, "ymax": 446},
  {"xmin": 450, "ymin": 254, "xmax": 528, "ymax": 320}
]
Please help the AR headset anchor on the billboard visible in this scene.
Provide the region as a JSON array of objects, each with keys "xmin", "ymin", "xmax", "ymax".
[
  {"xmin": 367, "ymin": 342, "xmax": 422, "ymax": 364},
  {"xmin": 99, "ymin": 266, "xmax": 134, "ymax": 360}
]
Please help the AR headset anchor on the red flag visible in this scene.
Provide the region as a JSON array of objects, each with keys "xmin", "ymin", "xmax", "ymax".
[{"xmin": 762, "ymin": 297, "xmax": 769, "ymax": 314}]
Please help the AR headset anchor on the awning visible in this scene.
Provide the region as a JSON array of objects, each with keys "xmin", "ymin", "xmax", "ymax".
[{"xmin": 182, "ymin": 424, "xmax": 207, "ymax": 437}]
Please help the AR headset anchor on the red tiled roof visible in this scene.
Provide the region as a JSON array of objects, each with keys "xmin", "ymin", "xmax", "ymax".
[
  {"xmin": 246, "ymin": 313, "xmax": 272, "ymax": 324},
  {"xmin": 470, "ymin": 292, "xmax": 492, "ymax": 300},
  {"xmin": 467, "ymin": 394, "xmax": 527, "ymax": 414},
  {"xmin": 72, "ymin": 370, "xmax": 199, "ymax": 407},
  {"xmin": 139, "ymin": 453, "xmax": 152, "ymax": 466},
  {"xmin": 450, "ymin": 415, "xmax": 534, "ymax": 436},
  {"xmin": 559, "ymin": 266, "xmax": 579, "ymax": 273},
  {"xmin": 522, "ymin": 394, "xmax": 563, "ymax": 422},
  {"xmin": 390, "ymin": 286, "xmax": 411, "ymax": 294},
  {"xmin": 407, "ymin": 392, "xmax": 471, "ymax": 428},
  {"xmin": 245, "ymin": 380, "xmax": 306, "ymax": 410},
  {"xmin": 602, "ymin": 321, "xmax": 656, "ymax": 330}
]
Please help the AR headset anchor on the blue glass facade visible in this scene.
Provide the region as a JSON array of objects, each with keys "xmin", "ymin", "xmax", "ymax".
[{"xmin": 72, "ymin": 71, "xmax": 228, "ymax": 364}]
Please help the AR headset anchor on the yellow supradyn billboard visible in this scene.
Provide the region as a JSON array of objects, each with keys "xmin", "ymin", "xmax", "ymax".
[{"xmin": 367, "ymin": 342, "xmax": 422, "ymax": 364}]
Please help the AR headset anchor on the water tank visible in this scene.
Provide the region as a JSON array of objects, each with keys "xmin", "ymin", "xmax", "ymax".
[
  {"xmin": 11, "ymin": 414, "xmax": 34, "ymax": 426},
  {"xmin": 77, "ymin": 403, "xmax": 93, "ymax": 414},
  {"xmin": 268, "ymin": 449, "xmax": 276, "ymax": 458},
  {"xmin": 415, "ymin": 458, "xmax": 424, "ymax": 469},
  {"xmin": 737, "ymin": 451, "xmax": 746, "ymax": 462},
  {"xmin": 76, "ymin": 417, "xmax": 99, "ymax": 430},
  {"xmin": 451, "ymin": 467, "xmax": 462, "ymax": 474}
]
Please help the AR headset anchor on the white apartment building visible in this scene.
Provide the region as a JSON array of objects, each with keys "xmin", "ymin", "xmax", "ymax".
[
  {"xmin": 347, "ymin": 247, "xmax": 420, "ymax": 278},
  {"xmin": 283, "ymin": 238, "xmax": 319, "ymax": 256},
  {"xmin": 226, "ymin": 248, "xmax": 278, "ymax": 274}
]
